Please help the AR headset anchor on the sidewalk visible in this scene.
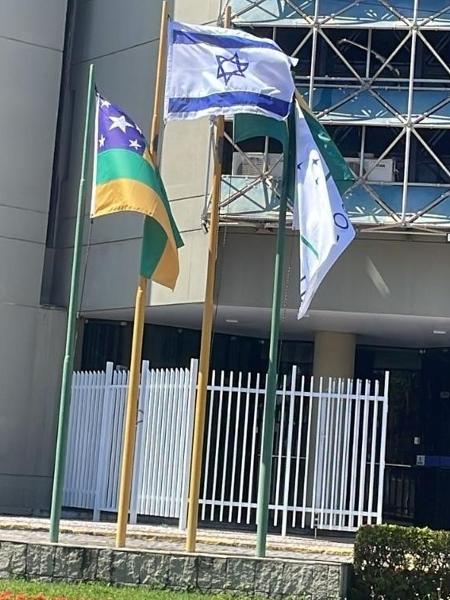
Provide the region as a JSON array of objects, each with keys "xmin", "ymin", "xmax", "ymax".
[{"xmin": 0, "ymin": 517, "xmax": 353, "ymax": 563}]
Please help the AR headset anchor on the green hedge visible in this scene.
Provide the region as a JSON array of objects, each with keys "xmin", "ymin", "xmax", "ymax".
[{"xmin": 352, "ymin": 524, "xmax": 450, "ymax": 599}]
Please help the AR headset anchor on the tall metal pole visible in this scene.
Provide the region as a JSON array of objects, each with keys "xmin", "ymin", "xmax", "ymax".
[
  {"xmin": 49, "ymin": 63, "xmax": 95, "ymax": 543},
  {"xmin": 400, "ymin": 0, "xmax": 418, "ymax": 223},
  {"xmin": 185, "ymin": 4, "xmax": 231, "ymax": 555},
  {"xmin": 115, "ymin": 0, "xmax": 169, "ymax": 548},
  {"xmin": 255, "ymin": 141, "xmax": 289, "ymax": 559}
]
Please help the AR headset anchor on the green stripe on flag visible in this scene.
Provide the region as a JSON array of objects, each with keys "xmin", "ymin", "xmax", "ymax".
[
  {"xmin": 300, "ymin": 234, "xmax": 319, "ymax": 259},
  {"xmin": 96, "ymin": 149, "xmax": 183, "ymax": 248},
  {"xmin": 97, "ymin": 148, "xmax": 164, "ymax": 193},
  {"xmin": 140, "ymin": 216, "xmax": 168, "ymax": 278},
  {"xmin": 234, "ymin": 114, "xmax": 288, "ymax": 153},
  {"xmin": 302, "ymin": 111, "xmax": 355, "ymax": 195}
]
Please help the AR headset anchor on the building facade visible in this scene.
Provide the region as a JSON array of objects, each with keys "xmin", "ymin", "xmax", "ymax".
[
  {"xmin": 2, "ymin": 0, "xmax": 450, "ymax": 527},
  {"xmin": 0, "ymin": 1, "xmax": 68, "ymax": 514}
]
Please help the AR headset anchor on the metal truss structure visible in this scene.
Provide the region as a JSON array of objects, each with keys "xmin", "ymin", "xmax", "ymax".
[{"xmin": 217, "ymin": 0, "xmax": 450, "ymax": 233}]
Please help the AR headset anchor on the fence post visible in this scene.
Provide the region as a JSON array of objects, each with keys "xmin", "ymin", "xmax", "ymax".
[
  {"xmin": 130, "ymin": 360, "xmax": 149, "ymax": 525},
  {"xmin": 281, "ymin": 365, "xmax": 297, "ymax": 537},
  {"xmin": 93, "ymin": 361, "xmax": 114, "ymax": 521},
  {"xmin": 179, "ymin": 358, "xmax": 199, "ymax": 530},
  {"xmin": 377, "ymin": 371, "xmax": 390, "ymax": 524}
]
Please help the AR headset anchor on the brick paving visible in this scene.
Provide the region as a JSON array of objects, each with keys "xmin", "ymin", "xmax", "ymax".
[{"xmin": 0, "ymin": 516, "xmax": 353, "ymax": 563}]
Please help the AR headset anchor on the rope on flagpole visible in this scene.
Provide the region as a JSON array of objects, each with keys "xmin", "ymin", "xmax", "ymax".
[
  {"xmin": 278, "ymin": 225, "xmax": 295, "ymax": 373},
  {"xmin": 78, "ymin": 218, "xmax": 93, "ymax": 319}
]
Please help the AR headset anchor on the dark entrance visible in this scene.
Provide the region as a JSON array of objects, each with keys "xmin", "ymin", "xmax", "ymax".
[
  {"xmin": 356, "ymin": 346, "xmax": 450, "ymax": 530},
  {"xmin": 415, "ymin": 349, "xmax": 450, "ymax": 529}
]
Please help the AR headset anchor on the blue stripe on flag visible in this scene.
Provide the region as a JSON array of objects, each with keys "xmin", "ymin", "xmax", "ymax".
[
  {"xmin": 172, "ymin": 28, "xmax": 277, "ymax": 51},
  {"xmin": 168, "ymin": 92, "xmax": 290, "ymax": 119}
]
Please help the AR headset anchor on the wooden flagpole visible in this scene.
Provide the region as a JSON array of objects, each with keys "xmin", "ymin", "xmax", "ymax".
[
  {"xmin": 185, "ymin": 5, "xmax": 232, "ymax": 554},
  {"xmin": 115, "ymin": 0, "xmax": 169, "ymax": 548}
]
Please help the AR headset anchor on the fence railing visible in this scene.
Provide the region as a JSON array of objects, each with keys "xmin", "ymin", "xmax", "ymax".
[
  {"xmin": 200, "ymin": 367, "xmax": 389, "ymax": 532},
  {"xmin": 64, "ymin": 361, "xmax": 389, "ymax": 533},
  {"xmin": 64, "ymin": 360, "xmax": 198, "ymax": 528}
]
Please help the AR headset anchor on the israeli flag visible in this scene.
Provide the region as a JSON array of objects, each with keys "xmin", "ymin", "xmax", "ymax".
[{"xmin": 164, "ymin": 21, "xmax": 296, "ymax": 122}]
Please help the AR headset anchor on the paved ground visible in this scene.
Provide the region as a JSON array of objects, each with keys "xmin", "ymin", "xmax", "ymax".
[{"xmin": 0, "ymin": 517, "xmax": 353, "ymax": 563}]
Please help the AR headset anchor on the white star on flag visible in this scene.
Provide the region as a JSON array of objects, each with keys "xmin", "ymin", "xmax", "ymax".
[
  {"xmin": 108, "ymin": 115, "xmax": 133, "ymax": 133},
  {"xmin": 98, "ymin": 135, "xmax": 106, "ymax": 148},
  {"xmin": 129, "ymin": 139, "xmax": 142, "ymax": 150},
  {"xmin": 100, "ymin": 99, "xmax": 111, "ymax": 108}
]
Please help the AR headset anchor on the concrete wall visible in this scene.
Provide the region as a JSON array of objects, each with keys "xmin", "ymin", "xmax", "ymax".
[
  {"xmin": 216, "ymin": 230, "xmax": 450, "ymax": 318},
  {"xmin": 0, "ymin": 1, "xmax": 68, "ymax": 512},
  {"xmin": 0, "ymin": 540, "xmax": 350, "ymax": 599},
  {"xmin": 51, "ymin": 0, "xmax": 222, "ymax": 313}
]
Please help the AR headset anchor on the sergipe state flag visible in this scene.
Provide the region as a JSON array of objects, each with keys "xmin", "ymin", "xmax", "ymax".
[
  {"xmin": 92, "ymin": 93, "xmax": 183, "ymax": 290},
  {"xmin": 293, "ymin": 99, "xmax": 355, "ymax": 319},
  {"xmin": 164, "ymin": 21, "xmax": 296, "ymax": 122}
]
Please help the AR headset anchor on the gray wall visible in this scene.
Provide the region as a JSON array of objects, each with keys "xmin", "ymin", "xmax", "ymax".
[
  {"xmin": 217, "ymin": 232, "xmax": 450, "ymax": 318},
  {"xmin": 50, "ymin": 0, "xmax": 222, "ymax": 314},
  {"xmin": 0, "ymin": 1, "xmax": 67, "ymax": 512}
]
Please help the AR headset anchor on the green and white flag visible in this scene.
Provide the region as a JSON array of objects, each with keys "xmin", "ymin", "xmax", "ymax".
[
  {"xmin": 233, "ymin": 97, "xmax": 355, "ymax": 319},
  {"xmin": 293, "ymin": 99, "xmax": 355, "ymax": 319}
]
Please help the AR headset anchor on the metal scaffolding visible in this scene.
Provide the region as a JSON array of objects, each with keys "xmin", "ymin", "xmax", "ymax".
[{"xmin": 216, "ymin": 0, "xmax": 450, "ymax": 233}]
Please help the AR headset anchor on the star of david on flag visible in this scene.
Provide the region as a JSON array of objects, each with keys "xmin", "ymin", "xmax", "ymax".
[
  {"xmin": 164, "ymin": 21, "xmax": 296, "ymax": 121},
  {"xmin": 216, "ymin": 52, "xmax": 249, "ymax": 85}
]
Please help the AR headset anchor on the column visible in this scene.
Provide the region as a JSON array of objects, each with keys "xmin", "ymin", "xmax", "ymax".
[
  {"xmin": 306, "ymin": 331, "xmax": 356, "ymax": 528},
  {"xmin": 313, "ymin": 331, "xmax": 356, "ymax": 379}
]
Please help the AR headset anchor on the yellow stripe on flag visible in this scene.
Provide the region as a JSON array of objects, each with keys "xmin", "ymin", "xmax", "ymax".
[
  {"xmin": 95, "ymin": 179, "xmax": 177, "ymax": 247},
  {"xmin": 152, "ymin": 239, "xmax": 179, "ymax": 290}
]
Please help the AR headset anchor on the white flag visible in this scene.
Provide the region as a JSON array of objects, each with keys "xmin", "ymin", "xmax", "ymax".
[
  {"xmin": 293, "ymin": 102, "xmax": 355, "ymax": 319},
  {"xmin": 164, "ymin": 21, "xmax": 296, "ymax": 122}
]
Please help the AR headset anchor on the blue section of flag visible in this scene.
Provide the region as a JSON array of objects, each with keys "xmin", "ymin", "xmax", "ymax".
[
  {"xmin": 172, "ymin": 28, "xmax": 277, "ymax": 51},
  {"xmin": 168, "ymin": 91, "xmax": 290, "ymax": 119},
  {"xmin": 96, "ymin": 93, "xmax": 147, "ymax": 157}
]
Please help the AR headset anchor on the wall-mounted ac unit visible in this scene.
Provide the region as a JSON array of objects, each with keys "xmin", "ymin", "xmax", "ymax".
[
  {"xmin": 232, "ymin": 152, "xmax": 284, "ymax": 178},
  {"xmin": 345, "ymin": 157, "xmax": 396, "ymax": 182}
]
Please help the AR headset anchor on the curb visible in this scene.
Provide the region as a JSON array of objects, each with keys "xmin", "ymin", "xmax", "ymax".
[{"xmin": 0, "ymin": 522, "xmax": 353, "ymax": 559}]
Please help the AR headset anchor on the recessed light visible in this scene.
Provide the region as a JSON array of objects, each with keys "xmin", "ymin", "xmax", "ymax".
[
  {"xmin": 226, "ymin": 319, "xmax": 239, "ymax": 324},
  {"xmin": 433, "ymin": 330, "xmax": 447, "ymax": 335}
]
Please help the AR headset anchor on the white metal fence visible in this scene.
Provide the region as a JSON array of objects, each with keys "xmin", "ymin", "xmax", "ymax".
[
  {"xmin": 64, "ymin": 362, "xmax": 389, "ymax": 533},
  {"xmin": 63, "ymin": 360, "xmax": 197, "ymax": 527},
  {"xmin": 200, "ymin": 367, "xmax": 389, "ymax": 532}
]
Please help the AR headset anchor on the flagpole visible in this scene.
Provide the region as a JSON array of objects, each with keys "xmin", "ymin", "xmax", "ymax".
[
  {"xmin": 255, "ymin": 131, "xmax": 290, "ymax": 559},
  {"xmin": 185, "ymin": 5, "xmax": 231, "ymax": 554},
  {"xmin": 115, "ymin": 0, "xmax": 169, "ymax": 548},
  {"xmin": 49, "ymin": 63, "xmax": 95, "ymax": 543}
]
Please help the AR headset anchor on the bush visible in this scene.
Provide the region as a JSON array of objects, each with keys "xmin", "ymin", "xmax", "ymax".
[{"xmin": 352, "ymin": 524, "xmax": 450, "ymax": 599}]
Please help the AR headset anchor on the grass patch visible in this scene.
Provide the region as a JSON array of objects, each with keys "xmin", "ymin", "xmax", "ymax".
[{"xmin": 0, "ymin": 580, "xmax": 238, "ymax": 600}]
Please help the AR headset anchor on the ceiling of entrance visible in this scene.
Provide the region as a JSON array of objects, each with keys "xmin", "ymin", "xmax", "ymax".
[{"xmin": 84, "ymin": 303, "xmax": 450, "ymax": 348}]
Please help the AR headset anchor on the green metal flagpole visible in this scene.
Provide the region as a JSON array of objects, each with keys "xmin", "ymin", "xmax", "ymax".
[
  {"xmin": 49, "ymin": 63, "xmax": 95, "ymax": 543},
  {"xmin": 255, "ymin": 137, "xmax": 290, "ymax": 559}
]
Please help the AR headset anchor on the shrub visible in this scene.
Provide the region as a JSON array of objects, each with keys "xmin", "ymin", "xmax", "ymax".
[{"xmin": 352, "ymin": 524, "xmax": 450, "ymax": 599}]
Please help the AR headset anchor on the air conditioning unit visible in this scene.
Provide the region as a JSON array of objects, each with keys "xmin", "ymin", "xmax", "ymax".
[
  {"xmin": 232, "ymin": 152, "xmax": 284, "ymax": 178},
  {"xmin": 365, "ymin": 158, "xmax": 395, "ymax": 182},
  {"xmin": 345, "ymin": 157, "xmax": 395, "ymax": 182}
]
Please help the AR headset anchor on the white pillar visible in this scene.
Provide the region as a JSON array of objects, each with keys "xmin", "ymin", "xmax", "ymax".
[{"xmin": 307, "ymin": 332, "xmax": 356, "ymax": 528}]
